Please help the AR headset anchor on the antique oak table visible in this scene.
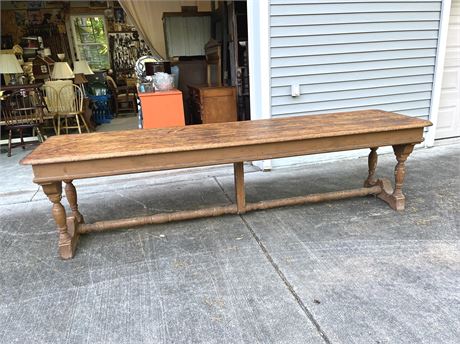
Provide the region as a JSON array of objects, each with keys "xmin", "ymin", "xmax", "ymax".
[{"xmin": 21, "ymin": 110, "xmax": 432, "ymax": 259}]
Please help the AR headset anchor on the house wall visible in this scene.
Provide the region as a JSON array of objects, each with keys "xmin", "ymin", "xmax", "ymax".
[
  {"xmin": 265, "ymin": 0, "xmax": 443, "ymax": 168},
  {"xmin": 270, "ymin": 0, "xmax": 442, "ymax": 121}
]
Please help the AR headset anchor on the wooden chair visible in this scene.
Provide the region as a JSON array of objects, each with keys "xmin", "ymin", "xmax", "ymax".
[
  {"xmin": 57, "ymin": 84, "xmax": 90, "ymax": 135},
  {"xmin": 106, "ymin": 75, "xmax": 137, "ymax": 116},
  {"xmin": 1, "ymin": 89, "xmax": 45, "ymax": 157},
  {"xmin": 42, "ymin": 85, "xmax": 60, "ymax": 134}
]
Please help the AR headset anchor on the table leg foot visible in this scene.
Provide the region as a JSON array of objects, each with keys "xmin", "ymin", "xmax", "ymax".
[
  {"xmin": 59, "ymin": 216, "xmax": 80, "ymax": 259},
  {"xmin": 372, "ymin": 178, "xmax": 405, "ymax": 211},
  {"xmin": 365, "ymin": 144, "xmax": 415, "ymax": 211}
]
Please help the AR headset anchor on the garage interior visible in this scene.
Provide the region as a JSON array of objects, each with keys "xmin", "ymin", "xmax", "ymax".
[{"xmin": 0, "ymin": 0, "xmax": 249, "ymax": 151}]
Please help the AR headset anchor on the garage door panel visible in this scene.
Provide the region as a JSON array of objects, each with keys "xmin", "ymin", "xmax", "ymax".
[
  {"xmin": 444, "ymin": 49, "xmax": 460, "ymax": 67},
  {"xmin": 439, "ymin": 89, "xmax": 459, "ymax": 105},
  {"xmin": 441, "ymin": 70, "xmax": 459, "ymax": 89},
  {"xmin": 436, "ymin": 3, "xmax": 460, "ymax": 139},
  {"xmin": 446, "ymin": 25, "xmax": 460, "ymax": 46},
  {"xmin": 436, "ymin": 107, "xmax": 459, "ymax": 135}
]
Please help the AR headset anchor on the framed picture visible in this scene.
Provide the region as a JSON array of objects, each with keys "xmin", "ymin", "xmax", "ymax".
[
  {"xmin": 114, "ymin": 7, "xmax": 125, "ymax": 23},
  {"xmin": 27, "ymin": 9, "xmax": 43, "ymax": 25}
]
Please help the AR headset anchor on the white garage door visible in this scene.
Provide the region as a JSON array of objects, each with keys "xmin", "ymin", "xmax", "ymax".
[{"xmin": 436, "ymin": 0, "xmax": 460, "ymax": 139}]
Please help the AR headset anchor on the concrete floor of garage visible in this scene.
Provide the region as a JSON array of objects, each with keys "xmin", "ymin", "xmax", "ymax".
[{"xmin": 0, "ymin": 141, "xmax": 459, "ymax": 344}]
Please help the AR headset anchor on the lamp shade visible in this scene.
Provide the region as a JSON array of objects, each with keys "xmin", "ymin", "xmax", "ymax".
[
  {"xmin": 0, "ymin": 54, "xmax": 23, "ymax": 74},
  {"xmin": 73, "ymin": 60, "xmax": 94, "ymax": 75},
  {"xmin": 51, "ymin": 61, "xmax": 74, "ymax": 79}
]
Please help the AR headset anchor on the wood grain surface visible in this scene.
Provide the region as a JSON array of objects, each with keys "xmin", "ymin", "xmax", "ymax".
[{"xmin": 21, "ymin": 110, "xmax": 432, "ymax": 165}]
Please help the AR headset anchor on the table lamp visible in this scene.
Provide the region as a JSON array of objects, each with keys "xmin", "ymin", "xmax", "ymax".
[
  {"xmin": 0, "ymin": 54, "xmax": 24, "ymax": 85},
  {"xmin": 73, "ymin": 60, "xmax": 94, "ymax": 76},
  {"xmin": 51, "ymin": 54, "xmax": 74, "ymax": 80},
  {"xmin": 73, "ymin": 60, "xmax": 94, "ymax": 96}
]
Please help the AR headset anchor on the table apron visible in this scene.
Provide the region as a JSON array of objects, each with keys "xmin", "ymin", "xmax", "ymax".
[{"xmin": 32, "ymin": 128, "xmax": 423, "ymax": 184}]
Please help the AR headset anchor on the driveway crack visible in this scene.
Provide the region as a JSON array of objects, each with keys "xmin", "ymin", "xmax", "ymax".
[{"xmin": 213, "ymin": 175, "xmax": 332, "ymax": 344}]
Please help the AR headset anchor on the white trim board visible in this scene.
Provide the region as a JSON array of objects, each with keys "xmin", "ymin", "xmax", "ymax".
[
  {"xmin": 247, "ymin": 0, "xmax": 272, "ymax": 170},
  {"xmin": 247, "ymin": 0, "xmax": 271, "ymax": 122}
]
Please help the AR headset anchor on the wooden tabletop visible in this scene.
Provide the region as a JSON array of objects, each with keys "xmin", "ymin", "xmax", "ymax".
[
  {"xmin": 21, "ymin": 110, "xmax": 432, "ymax": 166},
  {"xmin": 0, "ymin": 83, "xmax": 43, "ymax": 92},
  {"xmin": 137, "ymin": 89, "xmax": 182, "ymax": 98}
]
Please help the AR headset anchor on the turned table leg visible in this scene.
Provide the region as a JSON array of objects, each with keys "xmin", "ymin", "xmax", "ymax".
[
  {"xmin": 64, "ymin": 180, "xmax": 85, "ymax": 224},
  {"xmin": 390, "ymin": 144, "xmax": 415, "ymax": 210},
  {"xmin": 42, "ymin": 182, "xmax": 79, "ymax": 259},
  {"xmin": 367, "ymin": 143, "xmax": 415, "ymax": 211},
  {"xmin": 364, "ymin": 147, "xmax": 378, "ymax": 187}
]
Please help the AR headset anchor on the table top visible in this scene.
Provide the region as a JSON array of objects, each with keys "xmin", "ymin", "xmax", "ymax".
[
  {"xmin": 21, "ymin": 110, "xmax": 432, "ymax": 166},
  {"xmin": 137, "ymin": 89, "xmax": 182, "ymax": 98},
  {"xmin": 188, "ymin": 84, "xmax": 235, "ymax": 90},
  {"xmin": 0, "ymin": 83, "xmax": 43, "ymax": 92}
]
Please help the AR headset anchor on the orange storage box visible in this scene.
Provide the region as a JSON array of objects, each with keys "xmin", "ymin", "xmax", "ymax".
[{"xmin": 138, "ymin": 89, "xmax": 185, "ymax": 129}]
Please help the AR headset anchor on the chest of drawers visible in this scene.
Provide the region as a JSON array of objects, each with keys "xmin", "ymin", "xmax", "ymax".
[{"xmin": 188, "ymin": 85, "xmax": 237, "ymax": 124}]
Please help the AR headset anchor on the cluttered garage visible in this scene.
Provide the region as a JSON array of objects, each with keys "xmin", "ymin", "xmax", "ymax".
[{"xmin": 0, "ymin": 0, "xmax": 249, "ymax": 156}]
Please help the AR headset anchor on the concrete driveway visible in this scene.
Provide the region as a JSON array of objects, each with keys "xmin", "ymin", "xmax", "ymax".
[{"xmin": 0, "ymin": 142, "xmax": 459, "ymax": 344}]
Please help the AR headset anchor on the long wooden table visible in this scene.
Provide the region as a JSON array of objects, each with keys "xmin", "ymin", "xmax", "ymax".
[{"xmin": 21, "ymin": 110, "xmax": 432, "ymax": 259}]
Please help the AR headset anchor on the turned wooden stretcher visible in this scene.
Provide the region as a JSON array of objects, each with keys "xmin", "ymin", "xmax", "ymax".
[{"xmin": 21, "ymin": 110, "xmax": 432, "ymax": 259}]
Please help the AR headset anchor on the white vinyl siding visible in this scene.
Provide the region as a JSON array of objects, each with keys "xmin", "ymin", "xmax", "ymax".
[{"xmin": 270, "ymin": 0, "xmax": 443, "ymax": 120}]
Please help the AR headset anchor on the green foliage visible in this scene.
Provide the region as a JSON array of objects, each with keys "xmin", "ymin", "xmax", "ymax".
[{"xmin": 73, "ymin": 16, "xmax": 109, "ymax": 70}]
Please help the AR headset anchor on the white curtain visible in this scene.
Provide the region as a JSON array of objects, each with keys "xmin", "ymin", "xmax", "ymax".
[{"xmin": 118, "ymin": 0, "xmax": 165, "ymax": 60}]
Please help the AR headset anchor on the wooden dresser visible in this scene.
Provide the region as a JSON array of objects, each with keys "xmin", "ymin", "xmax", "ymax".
[{"xmin": 188, "ymin": 85, "xmax": 237, "ymax": 124}]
